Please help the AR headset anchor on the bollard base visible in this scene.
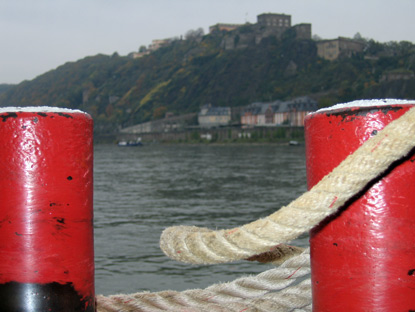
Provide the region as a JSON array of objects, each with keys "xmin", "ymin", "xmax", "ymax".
[
  {"xmin": 0, "ymin": 281, "xmax": 94, "ymax": 312},
  {"xmin": 0, "ymin": 107, "xmax": 95, "ymax": 311}
]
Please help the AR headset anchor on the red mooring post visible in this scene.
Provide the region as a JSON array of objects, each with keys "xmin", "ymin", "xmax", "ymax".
[
  {"xmin": 0, "ymin": 108, "xmax": 94, "ymax": 311},
  {"xmin": 305, "ymin": 100, "xmax": 415, "ymax": 311}
]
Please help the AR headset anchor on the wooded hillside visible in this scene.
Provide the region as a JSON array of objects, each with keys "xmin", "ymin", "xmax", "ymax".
[{"xmin": 1, "ymin": 29, "xmax": 414, "ymax": 136}]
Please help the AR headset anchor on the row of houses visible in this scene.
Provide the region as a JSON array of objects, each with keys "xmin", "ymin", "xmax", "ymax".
[
  {"xmin": 120, "ymin": 96, "xmax": 318, "ymax": 136},
  {"xmin": 198, "ymin": 105, "xmax": 232, "ymax": 128},
  {"xmin": 198, "ymin": 96, "xmax": 318, "ymax": 128}
]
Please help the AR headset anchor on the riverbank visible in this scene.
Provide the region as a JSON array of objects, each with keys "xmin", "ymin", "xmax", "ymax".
[{"xmin": 114, "ymin": 125, "xmax": 305, "ymax": 145}]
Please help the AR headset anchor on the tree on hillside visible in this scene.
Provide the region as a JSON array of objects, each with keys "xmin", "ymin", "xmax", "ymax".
[
  {"xmin": 185, "ymin": 28, "xmax": 204, "ymax": 40},
  {"xmin": 312, "ymin": 34, "xmax": 322, "ymax": 41},
  {"xmin": 353, "ymin": 32, "xmax": 363, "ymax": 41}
]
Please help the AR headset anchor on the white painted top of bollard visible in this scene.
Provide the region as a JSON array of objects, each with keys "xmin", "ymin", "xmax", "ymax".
[
  {"xmin": 0, "ymin": 106, "xmax": 87, "ymax": 114},
  {"xmin": 316, "ymin": 99, "xmax": 415, "ymax": 113}
]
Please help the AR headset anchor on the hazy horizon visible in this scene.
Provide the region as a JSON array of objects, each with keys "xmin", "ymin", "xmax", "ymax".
[{"xmin": 1, "ymin": 0, "xmax": 414, "ymax": 84}]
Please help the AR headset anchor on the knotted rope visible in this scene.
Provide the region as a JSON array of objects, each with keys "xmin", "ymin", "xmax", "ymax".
[{"xmin": 97, "ymin": 105, "xmax": 415, "ymax": 311}]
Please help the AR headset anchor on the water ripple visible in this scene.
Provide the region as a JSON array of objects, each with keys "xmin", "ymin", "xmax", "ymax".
[{"xmin": 94, "ymin": 144, "xmax": 308, "ymax": 295}]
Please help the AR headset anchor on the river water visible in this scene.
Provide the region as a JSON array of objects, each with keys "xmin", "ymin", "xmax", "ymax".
[{"xmin": 93, "ymin": 143, "xmax": 309, "ymax": 296}]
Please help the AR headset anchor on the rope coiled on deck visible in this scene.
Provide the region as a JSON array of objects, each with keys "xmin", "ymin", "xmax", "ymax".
[{"xmin": 97, "ymin": 105, "xmax": 415, "ymax": 311}]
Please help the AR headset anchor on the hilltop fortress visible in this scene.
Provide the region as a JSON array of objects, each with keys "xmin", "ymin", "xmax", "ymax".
[
  {"xmin": 210, "ymin": 13, "xmax": 312, "ymax": 49},
  {"xmin": 210, "ymin": 13, "xmax": 364, "ymax": 59},
  {"xmin": 132, "ymin": 12, "xmax": 364, "ymax": 61}
]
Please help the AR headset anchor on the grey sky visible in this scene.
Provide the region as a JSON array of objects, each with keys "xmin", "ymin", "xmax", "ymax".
[{"xmin": 1, "ymin": 0, "xmax": 414, "ymax": 84}]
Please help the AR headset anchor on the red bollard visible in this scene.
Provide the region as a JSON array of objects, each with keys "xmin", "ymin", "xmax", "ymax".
[
  {"xmin": 305, "ymin": 100, "xmax": 415, "ymax": 311},
  {"xmin": 0, "ymin": 108, "xmax": 94, "ymax": 311}
]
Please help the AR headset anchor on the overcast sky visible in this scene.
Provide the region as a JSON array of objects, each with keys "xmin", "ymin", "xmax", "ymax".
[{"xmin": 1, "ymin": 0, "xmax": 414, "ymax": 84}]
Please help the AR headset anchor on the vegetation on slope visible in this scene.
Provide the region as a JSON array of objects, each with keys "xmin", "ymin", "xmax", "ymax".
[{"xmin": 0, "ymin": 30, "xmax": 414, "ymax": 136}]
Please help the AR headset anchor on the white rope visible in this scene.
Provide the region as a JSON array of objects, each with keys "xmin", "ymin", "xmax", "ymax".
[
  {"xmin": 97, "ymin": 248, "xmax": 311, "ymax": 312},
  {"xmin": 97, "ymin": 105, "xmax": 415, "ymax": 311},
  {"xmin": 159, "ymin": 105, "xmax": 415, "ymax": 264}
]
